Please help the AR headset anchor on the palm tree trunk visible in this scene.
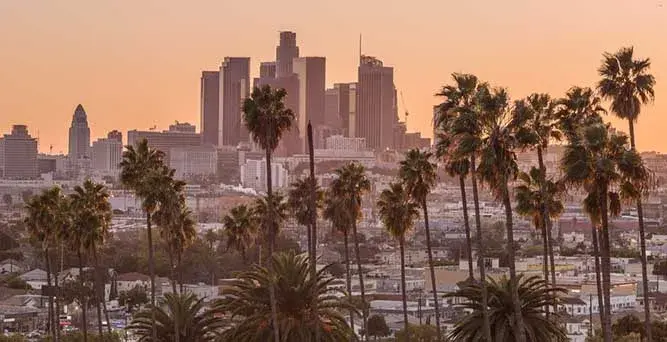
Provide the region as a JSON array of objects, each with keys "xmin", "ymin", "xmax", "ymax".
[
  {"xmin": 93, "ymin": 247, "xmax": 111, "ymax": 335},
  {"xmin": 351, "ymin": 219, "xmax": 367, "ymax": 341},
  {"xmin": 502, "ymin": 186, "xmax": 525, "ymax": 342},
  {"xmin": 540, "ymin": 219, "xmax": 550, "ymax": 317},
  {"xmin": 399, "ymin": 236, "xmax": 409, "ymax": 341},
  {"xmin": 343, "ymin": 230, "xmax": 355, "ymax": 337},
  {"xmin": 470, "ymin": 155, "xmax": 492, "ymax": 342},
  {"xmin": 45, "ymin": 246, "xmax": 56, "ymax": 342},
  {"xmin": 77, "ymin": 249, "xmax": 89, "ymax": 342},
  {"xmin": 459, "ymin": 174, "xmax": 474, "ymax": 280},
  {"xmin": 307, "ymin": 123, "xmax": 320, "ymax": 342},
  {"xmin": 90, "ymin": 244, "xmax": 103, "ymax": 337},
  {"xmin": 145, "ymin": 210, "xmax": 157, "ymax": 342},
  {"xmin": 54, "ymin": 247, "xmax": 61, "ymax": 342},
  {"xmin": 307, "ymin": 223, "xmax": 312, "ymax": 261},
  {"xmin": 537, "ymin": 147, "xmax": 558, "ymax": 296},
  {"xmin": 592, "ymin": 225, "xmax": 606, "ymax": 338},
  {"xmin": 265, "ymin": 148, "xmax": 280, "ymax": 342},
  {"xmin": 170, "ymin": 250, "xmax": 180, "ymax": 342},
  {"xmin": 421, "ymin": 200, "xmax": 442, "ymax": 342},
  {"xmin": 178, "ymin": 251, "xmax": 184, "ymax": 293},
  {"xmin": 629, "ymin": 119, "xmax": 653, "ymax": 341},
  {"xmin": 598, "ymin": 185, "xmax": 613, "ymax": 342}
]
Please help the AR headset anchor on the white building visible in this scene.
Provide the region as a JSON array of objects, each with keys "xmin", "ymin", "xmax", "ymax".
[
  {"xmin": 162, "ymin": 283, "xmax": 218, "ymax": 301},
  {"xmin": 241, "ymin": 159, "xmax": 288, "ymax": 192},
  {"xmin": 169, "ymin": 146, "xmax": 218, "ymax": 180},
  {"xmin": 325, "ymin": 135, "xmax": 367, "ymax": 151},
  {"xmin": 91, "ymin": 138, "xmax": 122, "ymax": 174},
  {"xmin": 116, "ymin": 272, "xmax": 151, "ymax": 293}
]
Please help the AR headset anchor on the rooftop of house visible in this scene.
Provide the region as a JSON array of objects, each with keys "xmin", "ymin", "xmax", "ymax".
[{"xmin": 116, "ymin": 272, "xmax": 150, "ymax": 282}]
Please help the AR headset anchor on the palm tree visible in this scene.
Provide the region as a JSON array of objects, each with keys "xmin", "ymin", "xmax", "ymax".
[
  {"xmin": 469, "ymin": 86, "xmax": 532, "ymax": 342},
  {"xmin": 515, "ymin": 94, "xmax": 562, "ymax": 287},
  {"xmin": 331, "ymin": 162, "xmax": 371, "ymax": 337},
  {"xmin": 128, "ymin": 292, "xmax": 222, "ymax": 342},
  {"xmin": 215, "ymin": 251, "xmax": 357, "ymax": 341},
  {"xmin": 435, "ymin": 73, "xmax": 492, "ymax": 342},
  {"xmin": 25, "ymin": 187, "xmax": 63, "ymax": 341},
  {"xmin": 223, "ymin": 204, "xmax": 259, "ymax": 263},
  {"xmin": 556, "ymin": 87, "xmax": 607, "ymax": 143},
  {"xmin": 515, "ymin": 167, "xmax": 564, "ymax": 313},
  {"xmin": 377, "ymin": 182, "xmax": 419, "ymax": 337},
  {"xmin": 399, "ymin": 149, "xmax": 441, "ymax": 340},
  {"xmin": 243, "ymin": 84, "xmax": 295, "ymax": 342},
  {"xmin": 561, "ymin": 122, "xmax": 650, "ymax": 342},
  {"xmin": 120, "ymin": 138, "xmax": 167, "ymax": 340},
  {"xmin": 253, "ymin": 192, "xmax": 289, "ymax": 265},
  {"xmin": 68, "ymin": 180, "xmax": 113, "ymax": 338},
  {"xmin": 444, "ymin": 274, "xmax": 567, "ymax": 341},
  {"xmin": 598, "ymin": 46, "xmax": 656, "ymax": 340},
  {"xmin": 323, "ymin": 188, "xmax": 356, "ymax": 331},
  {"xmin": 287, "ymin": 176, "xmax": 323, "ymax": 264}
]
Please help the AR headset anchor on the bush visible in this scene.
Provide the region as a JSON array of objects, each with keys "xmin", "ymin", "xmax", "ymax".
[{"xmin": 4, "ymin": 276, "xmax": 30, "ymax": 290}]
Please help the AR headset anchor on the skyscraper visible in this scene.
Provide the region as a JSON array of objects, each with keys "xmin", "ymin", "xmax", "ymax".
[
  {"xmin": 107, "ymin": 130, "xmax": 123, "ymax": 144},
  {"xmin": 200, "ymin": 71, "xmax": 220, "ymax": 146},
  {"xmin": 356, "ymin": 56, "xmax": 396, "ymax": 150},
  {"xmin": 219, "ymin": 57, "xmax": 250, "ymax": 147},
  {"xmin": 293, "ymin": 56, "xmax": 326, "ymax": 152},
  {"xmin": 68, "ymin": 104, "xmax": 91, "ymax": 159},
  {"xmin": 0, "ymin": 125, "xmax": 38, "ymax": 179},
  {"xmin": 325, "ymin": 83, "xmax": 357, "ymax": 137},
  {"xmin": 91, "ymin": 135, "xmax": 122, "ymax": 173},
  {"xmin": 259, "ymin": 62, "xmax": 276, "ymax": 78},
  {"xmin": 276, "ymin": 31, "xmax": 299, "ymax": 78}
]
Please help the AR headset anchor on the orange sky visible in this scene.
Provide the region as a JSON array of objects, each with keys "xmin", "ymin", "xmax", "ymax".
[{"xmin": 1, "ymin": 0, "xmax": 666, "ymax": 153}]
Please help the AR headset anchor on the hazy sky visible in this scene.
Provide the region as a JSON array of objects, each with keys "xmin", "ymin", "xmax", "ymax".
[{"xmin": 1, "ymin": 0, "xmax": 666, "ymax": 153}]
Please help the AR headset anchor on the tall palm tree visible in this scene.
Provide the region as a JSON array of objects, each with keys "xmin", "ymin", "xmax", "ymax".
[
  {"xmin": 243, "ymin": 84, "xmax": 295, "ymax": 342},
  {"xmin": 120, "ymin": 138, "xmax": 167, "ymax": 340},
  {"xmin": 582, "ymin": 191, "xmax": 606, "ymax": 328},
  {"xmin": 598, "ymin": 46, "xmax": 656, "ymax": 340},
  {"xmin": 287, "ymin": 176, "xmax": 323, "ymax": 264},
  {"xmin": 69, "ymin": 180, "xmax": 113, "ymax": 338},
  {"xmin": 444, "ymin": 274, "xmax": 567, "ymax": 341},
  {"xmin": 399, "ymin": 149, "xmax": 441, "ymax": 340},
  {"xmin": 377, "ymin": 182, "xmax": 419, "ymax": 338},
  {"xmin": 215, "ymin": 251, "xmax": 357, "ymax": 341},
  {"xmin": 436, "ymin": 74, "xmax": 492, "ymax": 342},
  {"xmin": 515, "ymin": 94, "xmax": 562, "ymax": 287},
  {"xmin": 331, "ymin": 162, "xmax": 371, "ymax": 338},
  {"xmin": 25, "ymin": 187, "xmax": 63, "ymax": 342},
  {"xmin": 514, "ymin": 167, "xmax": 564, "ymax": 314},
  {"xmin": 468, "ymin": 86, "xmax": 532, "ymax": 342},
  {"xmin": 128, "ymin": 292, "xmax": 222, "ymax": 342},
  {"xmin": 561, "ymin": 122, "xmax": 650, "ymax": 342},
  {"xmin": 223, "ymin": 204, "xmax": 259, "ymax": 263},
  {"xmin": 323, "ymin": 188, "xmax": 356, "ymax": 331}
]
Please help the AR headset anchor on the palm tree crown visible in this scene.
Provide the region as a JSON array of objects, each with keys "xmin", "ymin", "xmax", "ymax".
[
  {"xmin": 377, "ymin": 183, "xmax": 419, "ymax": 241},
  {"xmin": 515, "ymin": 167, "xmax": 564, "ymax": 231},
  {"xmin": 222, "ymin": 204, "xmax": 258, "ymax": 261},
  {"xmin": 243, "ymin": 85, "xmax": 295, "ymax": 153}
]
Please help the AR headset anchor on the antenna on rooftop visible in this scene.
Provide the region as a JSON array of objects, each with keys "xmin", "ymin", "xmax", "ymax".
[{"xmin": 359, "ymin": 34, "xmax": 362, "ymax": 63}]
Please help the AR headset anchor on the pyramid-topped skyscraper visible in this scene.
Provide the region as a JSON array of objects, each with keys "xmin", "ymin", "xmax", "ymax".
[{"xmin": 68, "ymin": 104, "xmax": 91, "ymax": 159}]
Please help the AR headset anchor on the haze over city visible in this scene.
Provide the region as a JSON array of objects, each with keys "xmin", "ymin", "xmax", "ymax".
[{"xmin": 1, "ymin": 0, "xmax": 666, "ymax": 153}]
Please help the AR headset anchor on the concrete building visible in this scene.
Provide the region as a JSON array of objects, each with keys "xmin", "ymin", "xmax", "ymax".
[
  {"xmin": 68, "ymin": 104, "xmax": 91, "ymax": 160},
  {"xmin": 276, "ymin": 31, "xmax": 299, "ymax": 78},
  {"xmin": 200, "ymin": 71, "xmax": 220, "ymax": 146},
  {"xmin": 107, "ymin": 130, "xmax": 122, "ymax": 143},
  {"xmin": 219, "ymin": 57, "xmax": 250, "ymax": 147},
  {"xmin": 0, "ymin": 125, "xmax": 38, "ymax": 179},
  {"xmin": 91, "ymin": 136, "xmax": 122, "ymax": 173},
  {"xmin": 241, "ymin": 159, "xmax": 288, "ymax": 192},
  {"xmin": 169, "ymin": 146, "xmax": 218, "ymax": 180},
  {"xmin": 127, "ymin": 125, "xmax": 201, "ymax": 159},
  {"xmin": 293, "ymin": 56, "xmax": 326, "ymax": 152},
  {"xmin": 259, "ymin": 62, "xmax": 276, "ymax": 78},
  {"xmin": 325, "ymin": 135, "xmax": 366, "ymax": 151},
  {"xmin": 357, "ymin": 55, "xmax": 396, "ymax": 150},
  {"xmin": 325, "ymin": 83, "xmax": 357, "ymax": 137}
]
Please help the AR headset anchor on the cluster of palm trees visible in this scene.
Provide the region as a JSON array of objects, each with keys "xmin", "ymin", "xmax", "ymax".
[{"xmin": 433, "ymin": 46, "xmax": 655, "ymax": 342}]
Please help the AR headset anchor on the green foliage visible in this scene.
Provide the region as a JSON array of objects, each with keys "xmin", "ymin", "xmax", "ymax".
[
  {"xmin": 0, "ymin": 334, "xmax": 26, "ymax": 342},
  {"xmin": 41, "ymin": 332, "xmax": 121, "ymax": 342},
  {"xmin": 118, "ymin": 285, "xmax": 148, "ymax": 312},
  {"xmin": 395, "ymin": 324, "xmax": 440, "ymax": 342},
  {"xmin": 215, "ymin": 251, "xmax": 357, "ymax": 341},
  {"xmin": 3, "ymin": 275, "xmax": 30, "ymax": 289},
  {"xmin": 242, "ymin": 85, "xmax": 295, "ymax": 153},
  {"xmin": 654, "ymin": 260, "xmax": 667, "ymax": 276},
  {"xmin": 366, "ymin": 314, "xmax": 390, "ymax": 339},
  {"xmin": 222, "ymin": 204, "xmax": 258, "ymax": 262}
]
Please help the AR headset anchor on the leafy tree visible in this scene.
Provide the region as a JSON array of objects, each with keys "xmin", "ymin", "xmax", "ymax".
[
  {"xmin": 118, "ymin": 285, "xmax": 148, "ymax": 313},
  {"xmin": 395, "ymin": 324, "xmax": 439, "ymax": 342},
  {"xmin": 598, "ymin": 46, "xmax": 656, "ymax": 342},
  {"xmin": 366, "ymin": 315, "xmax": 390, "ymax": 340},
  {"xmin": 253, "ymin": 193, "xmax": 289, "ymax": 266},
  {"xmin": 653, "ymin": 260, "xmax": 667, "ymax": 276},
  {"xmin": 243, "ymin": 84, "xmax": 295, "ymax": 342},
  {"xmin": 287, "ymin": 176, "xmax": 322, "ymax": 267},
  {"xmin": 215, "ymin": 251, "xmax": 357, "ymax": 341},
  {"xmin": 2, "ymin": 194, "xmax": 12, "ymax": 208},
  {"xmin": 444, "ymin": 274, "xmax": 566, "ymax": 341},
  {"xmin": 4, "ymin": 275, "xmax": 30, "ymax": 290},
  {"xmin": 20, "ymin": 190, "xmax": 33, "ymax": 204},
  {"xmin": 377, "ymin": 182, "xmax": 419, "ymax": 335},
  {"xmin": 128, "ymin": 293, "xmax": 221, "ymax": 342}
]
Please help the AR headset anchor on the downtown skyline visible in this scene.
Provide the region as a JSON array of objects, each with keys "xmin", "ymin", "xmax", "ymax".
[{"xmin": 1, "ymin": 0, "xmax": 665, "ymax": 154}]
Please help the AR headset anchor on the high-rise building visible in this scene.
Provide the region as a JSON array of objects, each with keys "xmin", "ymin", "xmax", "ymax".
[
  {"xmin": 68, "ymin": 104, "xmax": 91, "ymax": 159},
  {"xmin": 200, "ymin": 71, "xmax": 220, "ymax": 146},
  {"xmin": 107, "ymin": 130, "xmax": 123, "ymax": 144},
  {"xmin": 219, "ymin": 57, "xmax": 250, "ymax": 147},
  {"xmin": 169, "ymin": 122, "xmax": 196, "ymax": 133},
  {"xmin": 91, "ymin": 136, "xmax": 122, "ymax": 173},
  {"xmin": 276, "ymin": 31, "xmax": 299, "ymax": 78},
  {"xmin": 260, "ymin": 62, "xmax": 277, "ymax": 78},
  {"xmin": 127, "ymin": 124, "xmax": 201, "ymax": 161},
  {"xmin": 169, "ymin": 145, "xmax": 218, "ymax": 180},
  {"xmin": 254, "ymin": 74, "xmax": 301, "ymax": 156},
  {"xmin": 357, "ymin": 56, "xmax": 396, "ymax": 150},
  {"xmin": 241, "ymin": 159, "xmax": 288, "ymax": 192},
  {"xmin": 0, "ymin": 125, "xmax": 38, "ymax": 179},
  {"xmin": 293, "ymin": 57, "xmax": 326, "ymax": 152},
  {"xmin": 325, "ymin": 83, "xmax": 357, "ymax": 137}
]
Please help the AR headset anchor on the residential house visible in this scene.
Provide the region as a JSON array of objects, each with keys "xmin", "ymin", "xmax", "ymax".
[
  {"xmin": 116, "ymin": 272, "xmax": 150, "ymax": 293},
  {"xmin": 0, "ymin": 259, "xmax": 26, "ymax": 274}
]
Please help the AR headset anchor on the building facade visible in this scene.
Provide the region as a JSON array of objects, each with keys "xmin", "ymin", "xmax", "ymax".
[
  {"xmin": 68, "ymin": 104, "xmax": 91, "ymax": 160},
  {"xmin": 91, "ymin": 137, "xmax": 122, "ymax": 173},
  {"xmin": 0, "ymin": 125, "xmax": 38, "ymax": 179},
  {"xmin": 219, "ymin": 57, "xmax": 250, "ymax": 147},
  {"xmin": 241, "ymin": 159, "xmax": 288, "ymax": 192},
  {"xmin": 127, "ymin": 125, "xmax": 201, "ymax": 160},
  {"xmin": 169, "ymin": 146, "xmax": 218, "ymax": 180},
  {"xmin": 276, "ymin": 31, "xmax": 299, "ymax": 78},
  {"xmin": 200, "ymin": 71, "xmax": 220, "ymax": 146},
  {"xmin": 293, "ymin": 56, "xmax": 326, "ymax": 152},
  {"xmin": 357, "ymin": 56, "xmax": 396, "ymax": 150},
  {"xmin": 325, "ymin": 135, "xmax": 367, "ymax": 151}
]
